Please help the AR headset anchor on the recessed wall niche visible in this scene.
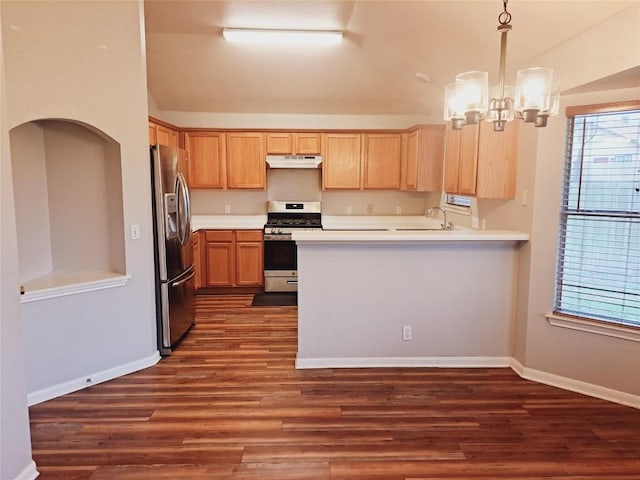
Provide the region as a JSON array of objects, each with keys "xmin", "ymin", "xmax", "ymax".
[{"xmin": 10, "ymin": 119, "xmax": 126, "ymax": 300}]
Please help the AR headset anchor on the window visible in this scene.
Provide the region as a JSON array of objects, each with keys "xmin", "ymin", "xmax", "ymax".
[
  {"xmin": 554, "ymin": 103, "xmax": 640, "ymax": 328},
  {"xmin": 445, "ymin": 194, "xmax": 472, "ymax": 208}
]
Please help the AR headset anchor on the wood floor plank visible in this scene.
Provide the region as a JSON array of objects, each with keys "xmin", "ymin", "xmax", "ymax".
[{"xmin": 28, "ymin": 294, "xmax": 640, "ymax": 480}]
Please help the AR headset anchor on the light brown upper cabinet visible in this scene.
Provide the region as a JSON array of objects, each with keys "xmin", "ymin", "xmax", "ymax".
[
  {"xmin": 443, "ymin": 124, "xmax": 479, "ymax": 196},
  {"xmin": 149, "ymin": 121, "xmax": 178, "ymax": 147},
  {"xmin": 148, "ymin": 122, "xmax": 156, "ymax": 145},
  {"xmin": 156, "ymin": 124, "xmax": 178, "ymax": 147},
  {"xmin": 402, "ymin": 126, "xmax": 445, "ymax": 191},
  {"xmin": 443, "ymin": 121, "xmax": 517, "ymax": 199},
  {"xmin": 321, "ymin": 133, "xmax": 363, "ymax": 189},
  {"xmin": 363, "ymin": 133, "xmax": 402, "ymax": 189},
  {"xmin": 475, "ymin": 120, "xmax": 519, "ymax": 198},
  {"xmin": 225, "ymin": 132, "xmax": 266, "ymax": 189},
  {"xmin": 184, "ymin": 132, "xmax": 226, "ymax": 189},
  {"xmin": 294, "ymin": 133, "xmax": 322, "ymax": 155},
  {"xmin": 266, "ymin": 132, "xmax": 322, "ymax": 155}
]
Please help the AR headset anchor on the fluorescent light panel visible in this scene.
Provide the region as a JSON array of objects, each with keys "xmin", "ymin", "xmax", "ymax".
[{"xmin": 222, "ymin": 28, "xmax": 342, "ymax": 45}]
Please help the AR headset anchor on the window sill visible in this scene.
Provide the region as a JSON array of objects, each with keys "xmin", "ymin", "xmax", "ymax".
[
  {"xmin": 20, "ymin": 271, "xmax": 130, "ymax": 303},
  {"xmin": 546, "ymin": 313, "xmax": 640, "ymax": 343}
]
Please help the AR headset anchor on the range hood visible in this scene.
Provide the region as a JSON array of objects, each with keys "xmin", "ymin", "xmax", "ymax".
[{"xmin": 266, "ymin": 155, "xmax": 322, "ymax": 169}]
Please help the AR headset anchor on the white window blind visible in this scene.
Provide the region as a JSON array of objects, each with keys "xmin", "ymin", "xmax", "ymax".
[{"xmin": 555, "ymin": 107, "xmax": 640, "ymax": 327}]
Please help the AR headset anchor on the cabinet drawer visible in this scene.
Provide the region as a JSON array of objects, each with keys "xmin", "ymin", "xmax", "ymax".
[
  {"xmin": 205, "ymin": 230, "xmax": 234, "ymax": 242},
  {"xmin": 235, "ymin": 230, "xmax": 263, "ymax": 241}
]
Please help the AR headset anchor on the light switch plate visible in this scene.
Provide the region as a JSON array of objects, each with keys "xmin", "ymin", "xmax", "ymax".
[{"xmin": 130, "ymin": 224, "xmax": 140, "ymax": 240}]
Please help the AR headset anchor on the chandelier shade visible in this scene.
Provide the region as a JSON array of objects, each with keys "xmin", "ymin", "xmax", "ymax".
[
  {"xmin": 455, "ymin": 71, "xmax": 489, "ymax": 125},
  {"xmin": 444, "ymin": 0, "xmax": 557, "ymax": 132}
]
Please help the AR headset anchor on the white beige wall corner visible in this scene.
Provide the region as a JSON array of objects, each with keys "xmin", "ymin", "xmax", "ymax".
[
  {"xmin": 2, "ymin": 0, "xmax": 158, "ymax": 404},
  {"xmin": 515, "ymin": 1, "xmax": 640, "ymax": 403},
  {"xmin": 0, "ymin": 6, "xmax": 38, "ymax": 480}
]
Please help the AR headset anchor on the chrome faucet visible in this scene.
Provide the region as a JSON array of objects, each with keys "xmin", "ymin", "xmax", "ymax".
[{"xmin": 428, "ymin": 207, "xmax": 454, "ymax": 230}]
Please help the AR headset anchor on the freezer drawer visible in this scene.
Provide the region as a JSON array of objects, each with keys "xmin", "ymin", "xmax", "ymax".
[{"xmin": 159, "ymin": 267, "xmax": 195, "ymax": 355}]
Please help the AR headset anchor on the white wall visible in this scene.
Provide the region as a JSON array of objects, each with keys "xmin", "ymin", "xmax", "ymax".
[
  {"xmin": 43, "ymin": 121, "xmax": 125, "ymax": 273},
  {"xmin": 10, "ymin": 122, "xmax": 52, "ymax": 283},
  {"xmin": 0, "ymin": 7, "xmax": 37, "ymax": 479},
  {"xmin": 155, "ymin": 111, "xmax": 433, "ymax": 130},
  {"xmin": 473, "ymin": 0, "xmax": 640, "ymax": 398},
  {"xmin": 2, "ymin": 0, "xmax": 158, "ymax": 401},
  {"xmin": 534, "ymin": 3, "xmax": 640, "ymax": 94},
  {"xmin": 522, "ymin": 87, "xmax": 640, "ymax": 396},
  {"xmin": 297, "ymin": 241, "xmax": 520, "ymax": 364}
]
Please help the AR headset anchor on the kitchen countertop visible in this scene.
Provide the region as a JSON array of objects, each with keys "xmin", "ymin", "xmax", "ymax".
[
  {"xmin": 293, "ymin": 229, "xmax": 529, "ymax": 242},
  {"xmin": 191, "ymin": 214, "xmax": 529, "ymax": 242}
]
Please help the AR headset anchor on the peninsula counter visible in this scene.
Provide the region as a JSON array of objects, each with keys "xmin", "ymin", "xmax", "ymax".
[{"xmin": 292, "ymin": 229, "xmax": 528, "ymax": 369}]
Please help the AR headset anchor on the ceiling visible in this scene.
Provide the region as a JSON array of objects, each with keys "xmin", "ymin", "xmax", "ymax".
[{"xmin": 144, "ymin": 0, "xmax": 637, "ymax": 117}]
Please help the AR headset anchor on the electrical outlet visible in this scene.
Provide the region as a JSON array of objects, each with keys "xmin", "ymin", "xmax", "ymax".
[
  {"xmin": 402, "ymin": 325, "xmax": 412, "ymax": 341},
  {"xmin": 396, "ymin": 205, "xmax": 402, "ymax": 215},
  {"xmin": 224, "ymin": 203, "xmax": 231, "ymax": 214},
  {"xmin": 346, "ymin": 205, "xmax": 352, "ymax": 214},
  {"xmin": 367, "ymin": 203, "xmax": 374, "ymax": 214},
  {"xmin": 130, "ymin": 224, "xmax": 140, "ymax": 240}
]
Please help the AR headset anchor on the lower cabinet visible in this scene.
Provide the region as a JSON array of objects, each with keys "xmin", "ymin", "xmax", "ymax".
[
  {"xmin": 193, "ymin": 231, "xmax": 202, "ymax": 289},
  {"xmin": 197, "ymin": 229, "xmax": 264, "ymax": 290}
]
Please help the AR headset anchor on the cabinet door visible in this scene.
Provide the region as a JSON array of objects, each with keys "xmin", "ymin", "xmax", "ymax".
[
  {"xmin": 476, "ymin": 120, "xmax": 518, "ymax": 199},
  {"xmin": 322, "ymin": 133, "xmax": 362, "ymax": 189},
  {"xmin": 185, "ymin": 132, "xmax": 226, "ymax": 189},
  {"xmin": 204, "ymin": 231, "xmax": 235, "ymax": 287},
  {"xmin": 295, "ymin": 133, "xmax": 321, "ymax": 155},
  {"xmin": 443, "ymin": 125, "xmax": 461, "ymax": 194},
  {"xmin": 226, "ymin": 132, "xmax": 266, "ymax": 189},
  {"xmin": 458, "ymin": 124, "xmax": 479, "ymax": 196},
  {"xmin": 148, "ymin": 122, "xmax": 157, "ymax": 145},
  {"xmin": 266, "ymin": 133, "xmax": 293, "ymax": 154},
  {"xmin": 415, "ymin": 126, "xmax": 444, "ymax": 192},
  {"xmin": 363, "ymin": 133, "xmax": 402, "ymax": 189},
  {"xmin": 156, "ymin": 125, "xmax": 171, "ymax": 146},
  {"xmin": 404, "ymin": 127, "xmax": 445, "ymax": 192},
  {"xmin": 168, "ymin": 129, "xmax": 179, "ymax": 148},
  {"xmin": 405, "ymin": 131, "xmax": 418, "ymax": 190},
  {"xmin": 236, "ymin": 231, "xmax": 264, "ymax": 287},
  {"xmin": 193, "ymin": 231, "xmax": 201, "ymax": 289}
]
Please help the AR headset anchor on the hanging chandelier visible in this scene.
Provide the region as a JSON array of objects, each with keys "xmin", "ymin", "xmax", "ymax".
[{"xmin": 444, "ymin": 0, "xmax": 559, "ymax": 132}]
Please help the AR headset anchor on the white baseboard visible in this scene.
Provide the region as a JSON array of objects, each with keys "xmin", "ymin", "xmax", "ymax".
[
  {"xmin": 27, "ymin": 351, "xmax": 160, "ymax": 406},
  {"xmin": 296, "ymin": 355, "xmax": 638, "ymax": 409},
  {"xmin": 12, "ymin": 460, "xmax": 38, "ymax": 480},
  {"xmin": 511, "ymin": 358, "xmax": 640, "ymax": 409},
  {"xmin": 296, "ymin": 356, "xmax": 512, "ymax": 369}
]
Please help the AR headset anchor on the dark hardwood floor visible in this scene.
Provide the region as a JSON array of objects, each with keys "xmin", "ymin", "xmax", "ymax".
[{"xmin": 29, "ymin": 295, "xmax": 640, "ymax": 479}]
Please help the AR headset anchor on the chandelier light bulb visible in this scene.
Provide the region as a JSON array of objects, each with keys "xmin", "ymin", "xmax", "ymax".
[
  {"xmin": 455, "ymin": 71, "xmax": 489, "ymax": 124},
  {"xmin": 444, "ymin": 83, "xmax": 466, "ymax": 129},
  {"xmin": 515, "ymin": 67, "xmax": 554, "ymax": 122}
]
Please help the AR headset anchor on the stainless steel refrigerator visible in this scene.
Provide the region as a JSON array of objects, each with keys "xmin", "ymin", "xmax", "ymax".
[{"xmin": 150, "ymin": 144, "xmax": 195, "ymax": 356}]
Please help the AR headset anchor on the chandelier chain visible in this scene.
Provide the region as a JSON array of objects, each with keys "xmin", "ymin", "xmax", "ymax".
[{"xmin": 499, "ymin": 0, "xmax": 511, "ymax": 26}]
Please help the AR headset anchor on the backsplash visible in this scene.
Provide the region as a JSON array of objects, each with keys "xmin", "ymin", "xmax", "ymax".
[{"xmin": 190, "ymin": 168, "xmax": 433, "ymax": 216}]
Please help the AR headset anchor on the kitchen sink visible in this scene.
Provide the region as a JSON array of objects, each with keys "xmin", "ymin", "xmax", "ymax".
[{"xmin": 394, "ymin": 228, "xmax": 445, "ymax": 231}]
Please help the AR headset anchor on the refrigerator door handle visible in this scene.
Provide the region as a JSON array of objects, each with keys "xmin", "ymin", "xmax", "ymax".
[
  {"xmin": 176, "ymin": 171, "xmax": 191, "ymax": 246},
  {"xmin": 172, "ymin": 270, "xmax": 195, "ymax": 287}
]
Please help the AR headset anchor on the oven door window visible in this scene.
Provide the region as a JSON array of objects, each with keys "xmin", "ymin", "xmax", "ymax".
[{"xmin": 264, "ymin": 240, "xmax": 296, "ymax": 271}]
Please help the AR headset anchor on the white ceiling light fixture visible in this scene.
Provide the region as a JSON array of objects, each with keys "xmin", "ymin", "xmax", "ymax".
[
  {"xmin": 444, "ymin": 0, "xmax": 559, "ymax": 132},
  {"xmin": 222, "ymin": 28, "xmax": 343, "ymax": 46}
]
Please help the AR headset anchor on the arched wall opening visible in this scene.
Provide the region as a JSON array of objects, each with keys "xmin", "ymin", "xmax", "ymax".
[{"xmin": 10, "ymin": 119, "xmax": 127, "ymax": 299}]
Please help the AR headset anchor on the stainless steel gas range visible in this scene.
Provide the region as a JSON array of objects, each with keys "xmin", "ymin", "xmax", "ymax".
[{"xmin": 263, "ymin": 201, "xmax": 322, "ymax": 292}]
